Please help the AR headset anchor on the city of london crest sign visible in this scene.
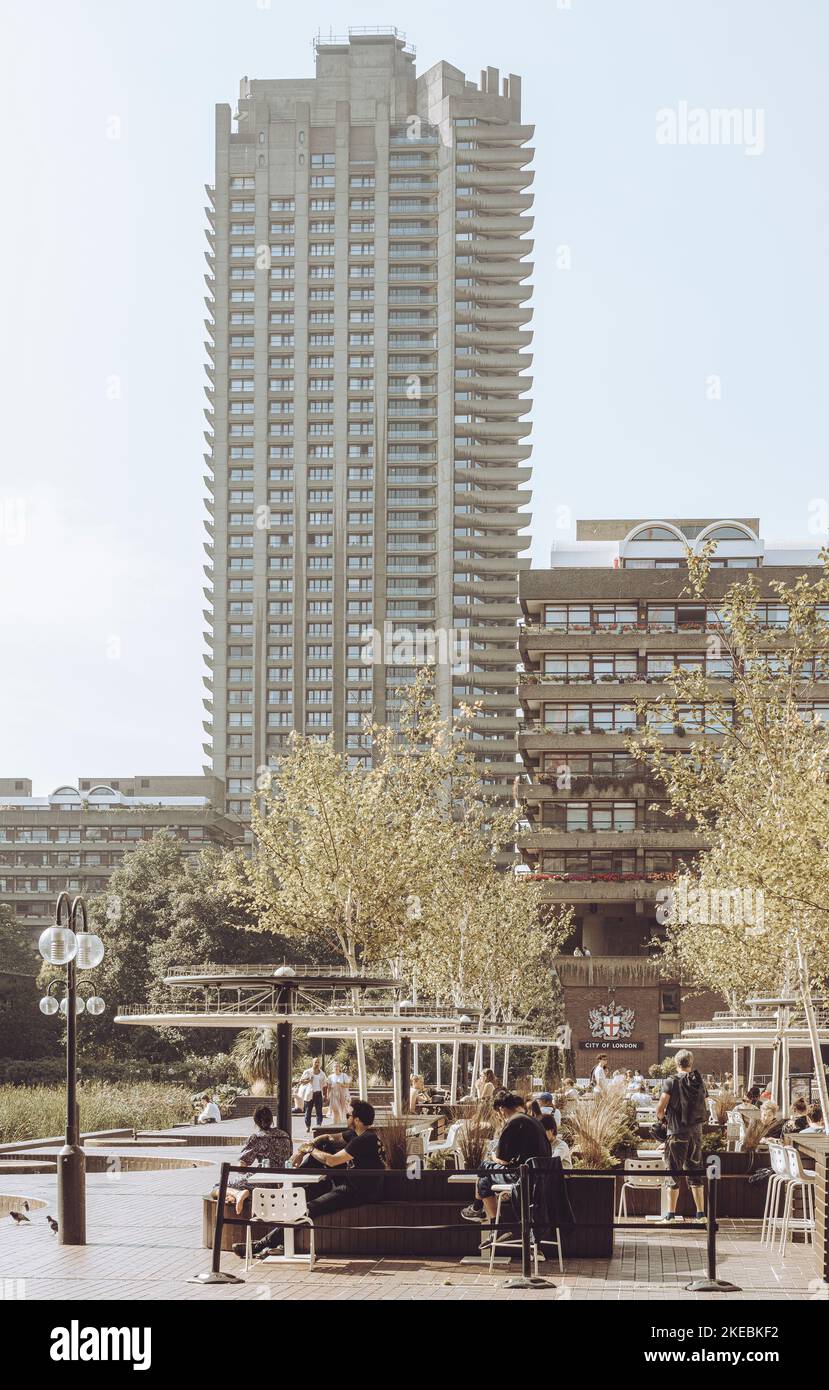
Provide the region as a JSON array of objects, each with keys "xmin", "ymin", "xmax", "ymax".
[{"xmin": 588, "ymin": 1000, "xmax": 636, "ymax": 1042}]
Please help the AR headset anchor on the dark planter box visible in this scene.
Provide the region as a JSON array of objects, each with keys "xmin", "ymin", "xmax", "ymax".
[
  {"xmin": 613, "ymin": 1149, "xmax": 768, "ymax": 1219},
  {"xmin": 562, "ymin": 1173, "xmax": 615, "ymax": 1257},
  {"xmin": 202, "ymin": 1189, "xmax": 481, "ymax": 1258},
  {"xmin": 203, "ymin": 1168, "xmax": 616, "ymax": 1259}
]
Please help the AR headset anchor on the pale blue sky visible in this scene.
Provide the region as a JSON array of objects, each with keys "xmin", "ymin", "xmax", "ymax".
[{"xmin": 1, "ymin": 0, "xmax": 827, "ymax": 790}]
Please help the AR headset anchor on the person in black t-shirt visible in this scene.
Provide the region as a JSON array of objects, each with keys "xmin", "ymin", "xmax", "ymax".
[
  {"xmin": 236, "ymin": 1099, "xmax": 387, "ymax": 1260},
  {"xmin": 461, "ymin": 1093, "xmax": 550, "ymax": 1225},
  {"xmin": 656, "ymin": 1049, "xmax": 706, "ymax": 1223}
]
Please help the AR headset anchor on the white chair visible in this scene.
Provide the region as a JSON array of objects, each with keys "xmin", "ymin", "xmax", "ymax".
[
  {"xmin": 778, "ymin": 1145, "xmax": 816, "ymax": 1260},
  {"xmin": 424, "ymin": 1119, "xmax": 462, "ymax": 1158},
  {"xmin": 617, "ymin": 1156, "xmax": 670, "ymax": 1218},
  {"xmin": 761, "ymin": 1141, "xmax": 790, "ymax": 1246},
  {"xmin": 486, "ymin": 1183, "xmax": 563, "ymax": 1275},
  {"xmin": 724, "ymin": 1110, "xmax": 742, "ymax": 1151},
  {"xmin": 245, "ymin": 1185, "xmax": 315, "ymax": 1269}
]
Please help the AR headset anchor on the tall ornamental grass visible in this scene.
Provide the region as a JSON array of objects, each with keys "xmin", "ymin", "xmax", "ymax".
[{"xmin": 0, "ymin": 1082, "xmax": 193, "ymax": 1144}]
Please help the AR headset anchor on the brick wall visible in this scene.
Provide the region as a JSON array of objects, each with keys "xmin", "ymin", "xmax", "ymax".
[{"xmin": 562, "ymin": 980, "xmax": 814, "ymax": 1079}]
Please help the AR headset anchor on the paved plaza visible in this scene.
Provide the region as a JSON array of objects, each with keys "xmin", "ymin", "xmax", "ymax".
[{"xmin": 0, "ymin": 1118, "xmax": 819, "ymax": 1302}]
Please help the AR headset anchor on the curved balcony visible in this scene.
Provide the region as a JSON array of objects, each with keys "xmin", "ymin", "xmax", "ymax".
[
  {"xmin": 456, "ymin": 350, "xmax": 533, "ymax": 372},
  {"xmin": 456, "ymin": 487, "xmax": 532, "ymax": 508},
  {"xmin": 455, "ymin": 442, "xmax": 532, "ymax": 463},
  {"xmin": 455, "ymin": 371, "xmax": 534, "ymax": 395},
  {"xmin": 463, "ymin": 283, "xmax": 533, "ymax": 307},
  {"xmin": 457, "ymin": 306, "xmax": 533, "ymax": 330},
  {"xmin": 456, "ymin": 509, "xmax": 533, "ymax": 529},
  {"xmin": 455, "ymin": 419, "xmax": 532, "ymax": 441},
  {"xmin": 455, "ymin": 464, "xmax": 532, "ymax": 486},
  {"xmin": 458, "ymin": 146, "xmax": 535, "ymax": 167},
  {"xmin": 459, "ymin": 170, "xmax": 535, "ymax": 194},
  {"xmin": 460, "ymin": 235, "xmax": 533, "ymax": 258},
  {"xmin": 456, "ymin": 214, "xmax": 533, "ymax": 237},
  {"xmin": 464, "ymin": 259, "xmax": 534, "ymax": 284}
]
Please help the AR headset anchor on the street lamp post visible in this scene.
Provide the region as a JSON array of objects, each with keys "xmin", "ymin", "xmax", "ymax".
[{"xmin": 38, "ymin": 892, "xmax": 105, "ymax": 1246}]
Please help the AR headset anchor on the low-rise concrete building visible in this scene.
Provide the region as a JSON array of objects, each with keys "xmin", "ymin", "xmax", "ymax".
[
  {"xmin": 518, "ymin": 519, "xmax": 824, "ymax": 1074},
  {"xmin": 0, "ymin": 776, "xmax": 241, "ymax": 940}
]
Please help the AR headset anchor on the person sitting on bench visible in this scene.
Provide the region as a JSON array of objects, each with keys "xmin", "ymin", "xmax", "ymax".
[
  {"xmin": 236, "ymin": 1099, "xmax": 387, "ymax": 1260},
  {"xmin": 460, "ymin": 1092, "xmax": 550, "ymax": 1227},
  {"xmin": 213, "ymin": 1104, "xmax": 293, "ymax": 1217}
]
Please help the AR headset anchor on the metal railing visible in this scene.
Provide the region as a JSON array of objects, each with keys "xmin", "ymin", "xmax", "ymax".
[
  {"xmin": 164, "ymin": 963, "xmax": 390, "ymax": 980},
  {"xmin": 313, "ymin": 26, "xmax": 415, "ymax": 55}
]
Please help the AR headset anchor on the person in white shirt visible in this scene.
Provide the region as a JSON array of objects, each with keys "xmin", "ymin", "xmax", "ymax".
[
  {"xmin": 299, "ymin": 1058, "xmax": 329, "ymax": 1134},
  {"xmin": 801, "ymin": 1102, "xmax": 825, "ymax": 1134},
  {"xmin": 590, "ymin": 1056, "xmax": 609, "ymax": 1089},
  {"xmin": 540, "ymin": 1114, "xmax": 572, "ymax": 1168},
  {"xmin": 197, "ymin": 1095, "xmax": 222, "ymax": 1124}
]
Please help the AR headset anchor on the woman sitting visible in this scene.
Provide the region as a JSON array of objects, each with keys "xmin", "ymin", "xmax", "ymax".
[
  {"xmin": 409, "ymin": 1074, "xmax": 429, "ymax": 1113},
  {"xmin": 214, "ymin": 1105, "xmax": 293, "ymax": 1217},
  {"xmin": 759, "ymin": 1100, "xmax": 784, "ymax": 1138},
  {"xmin": 476, "ymin": 1069, "xmax": 497, "ymax": 1105}
]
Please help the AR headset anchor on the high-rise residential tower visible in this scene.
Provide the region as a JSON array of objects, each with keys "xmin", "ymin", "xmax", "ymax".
[{"xmin": 202, "ymin": 29, "xmax": 534, "ymax": 817}]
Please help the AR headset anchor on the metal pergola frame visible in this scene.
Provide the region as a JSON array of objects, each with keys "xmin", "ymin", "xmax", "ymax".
[
  {"xmin": 115, "ymin": 965, "xmax": 562, "ymax": 1124},
  {"xmin": 667, "ymin": 997, "xmax": 829, "ymax": 1107}
]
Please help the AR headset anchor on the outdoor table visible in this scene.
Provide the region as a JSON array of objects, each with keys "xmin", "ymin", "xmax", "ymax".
[
  {"xmin": 250, "ymin": 1171, "xmax": 326, "ymax": 1264},
  {"xmin": 447, "ymin": 1173, "xmax": 510, "ymax": 1266}
]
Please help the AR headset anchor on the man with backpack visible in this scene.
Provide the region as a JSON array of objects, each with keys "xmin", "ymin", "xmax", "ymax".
[{"xmin": 655, "ymin": 1048, "xmax": 707, "ymax": 1223}]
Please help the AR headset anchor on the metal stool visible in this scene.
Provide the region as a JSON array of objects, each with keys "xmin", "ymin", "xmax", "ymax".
[{"xmin": 778, "ymin": 1145, "xmax": 816, "ymax": 1260}]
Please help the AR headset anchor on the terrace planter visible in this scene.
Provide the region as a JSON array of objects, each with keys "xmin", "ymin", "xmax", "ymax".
[
  {"xmin": 612, "ymin": 1149, "xmax": 768, "ymax": 1219},
  {"xmin": 562, "ymin": 1173, "xmax": 615, "ymax": 1257},
  {"xmin": 203, "ymin": 1168, "xmax": 617, "ymax": 1259}
]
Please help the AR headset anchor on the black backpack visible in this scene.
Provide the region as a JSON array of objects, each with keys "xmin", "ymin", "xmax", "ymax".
[{"xmin": 670, "ymin": 1069, "xmax": 707, "ymax": 1127}]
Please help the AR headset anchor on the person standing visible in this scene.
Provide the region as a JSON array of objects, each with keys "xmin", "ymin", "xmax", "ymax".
[
  {"xmin": 656, "ymin": 1048, "xmax": 707, "ymax": 1223},
  {"xmin": 327, "ymin": 1067, "xmax": 351, "ymax": 1125},
  {"xmin": 590, "ymin": 1054, "xmax": 609, "ymax": 1089},
  {"xmin": 299, "ymin": 1057, "xmax": 329, "ymax": 1135}
]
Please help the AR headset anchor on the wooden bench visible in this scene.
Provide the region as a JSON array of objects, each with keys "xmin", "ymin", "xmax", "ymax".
[{"xmin": 202, "ymin": 1193, "xmax": 481, "ymax": 1258}]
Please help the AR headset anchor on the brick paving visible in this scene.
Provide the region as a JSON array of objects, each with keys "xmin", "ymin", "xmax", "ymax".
[{"xmin": 0, "ymin": 1120, "xmax": 820, "ymax": 1301}]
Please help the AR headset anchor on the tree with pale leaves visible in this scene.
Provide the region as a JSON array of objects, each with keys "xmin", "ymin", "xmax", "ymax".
[
  {"xmin": 223, "ymin": 670, "xmax": 523, "ymax": 975},
  {"xmin": 633, "ymin": 547, "xmax": 829, "ymax": 1125}
]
